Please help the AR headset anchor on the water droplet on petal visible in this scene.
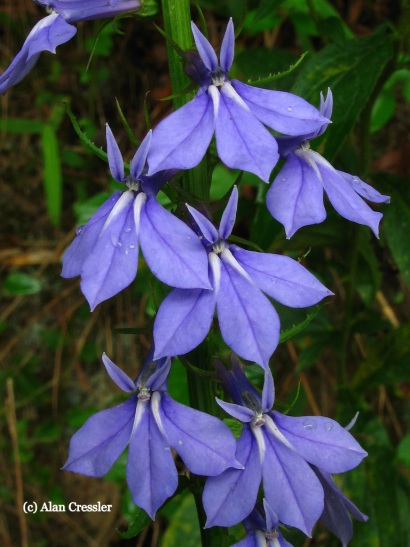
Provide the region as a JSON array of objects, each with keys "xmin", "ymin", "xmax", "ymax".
[
  {"xmin": 303, "ymin": 418, "xmax": 317, "ymax": 431},
  {"xmin": 125, "ymin": 249, "xmax": 129, "ymax": 255},
  {"xmin": 111, "ymin": 237, "xmax": 122, "ymax": 248},
  {"xmin": 324, "ymin": 421, "xmax": 333, "ymax": 431},
  {"xmin": 129, "ymin": 244, "xmax": 135, "ymax": 249},
  {"xmin": 178, "ymin": 440, "xmax": 183, "ymax": 445},
  {"xmin": 125, "ymin": 227, "xmax": 131, "ymax": 233},
  {"xmin": 76, "ymin": 225, "xmax": 84, "ymax": 236},
  {"xmin": 281, "ymin": 177, "xmax": 287, "ymax": 182},
  {"xmin": 287, "ymin": 106, "xmax": 293, "ymax": 112},
  {"xmin": 352, "ymin": 176, "xmax": 359, "ymax": 184}
]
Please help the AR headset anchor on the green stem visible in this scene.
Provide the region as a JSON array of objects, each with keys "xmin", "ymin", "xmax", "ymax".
[
  {"xmin": 160, "ymin": 3, "xmax": 218, "ymax": 545},
  {"xmin": 160, "ymin": 0, "xmax": 209, "ymax": 202}
]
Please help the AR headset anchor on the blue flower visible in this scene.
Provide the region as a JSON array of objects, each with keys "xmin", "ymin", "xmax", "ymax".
[
  {"xmin": 231, "ymin": 500, "xmax": 293, "ymax": 547},
  {"xmin": 312, "ymin": 466, "xmax": 368, "ymax": 546},
  {"xmin": 202, "ymin": 359, "xmax": 367, "ymax": 535},
  {"xmin": 61, "ymin": 125, "xmax": 211, "ymax": 310},
  {"xmin": 266, "ymin": 89, "xmax": 390, "ymax": 237},
  {"xmin": 147, "ymin": 19, "xmax": 329, "ymax": 182},
  {"xmin": 63, "ymin": 351, "xmax": 242, "ymax": 519},
  {"xmin": 0, "ymin": 0, "xmax": 140, "ymax": 94},
  {"xmin": 153, "ymin": 186, "xmax": 332, "ymax": 368}
]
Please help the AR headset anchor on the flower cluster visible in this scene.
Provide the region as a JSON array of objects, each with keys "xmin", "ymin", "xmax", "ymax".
[{"xmin": 3, "ymin": 12, "xmax": 385, "ymax": 545}]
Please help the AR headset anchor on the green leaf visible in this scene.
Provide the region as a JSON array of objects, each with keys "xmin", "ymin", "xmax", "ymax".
[
  {"xmin": 160, "ymin": 492, "xmax": 200, "ymax": 547},
  {"xmin": 0, "ymin": 118, "xmax": 43, "ymax": 133},
  {"xmin": 292, "ymin": 28, "xmax": 394, "ymax": 160},
  {"xmin": 246, "ymin": 52, "xmax": 309, "ymax": 87},
  {"xmin": 168, "ymin": 357, "xmax": 189, "ymax": 405},
  {"xmin": 342, "ymin": 417, "xmax": 409, "ymax": 546},
  {"xmin": 382, "ymin": 177, "xmax": 410, "ymax": 290},
  {"xmin": 397, "ymin": 434, "xmax": 410, "ymax": 469},
  {"xmin": 4, "ymin": 273, "xmax": 42, "ymax": 295},
  {"xmin": 41, "ymin": 124, "xmax": 62, "ymax": 226},
  {"xmin": 223, "ymin": 418, "xmax": 243, "ymax": 440},
  {"xmin": 64, "ymin": 103, "xmax": 109, "ymax": 162},
  {"xmin": 117, "ymin": 506, "xmax": 151, "ymax": 539},
  {"xmin": 352, "ymin": 323, "xmax": 410, "ymax": 390},
  {"xmin": 279, "ymin": 304, "xmax": 326, "ymax": 343},
  {"xmin": 73, "ymin": 192, "xmax": 112, "ymax": 225}
]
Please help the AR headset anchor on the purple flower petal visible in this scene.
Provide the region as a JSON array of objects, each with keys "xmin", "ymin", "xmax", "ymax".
[
  {"xmin": 61, "ymin": 191, "xmax": 122, "ymax": 278},
  {"xmin": 232, "ymin": 247, "xmax": 333, "ymax": 307},
  {"xmin": 203, "ymin": 427, "xmax": 261, "ymax": 527},
  {"xmin": 147, "ymin": 93, "xmax": 215, "ymax": 174},
  {"xmin": 214, "ymin": 83, "xmax": 279, "ymax": 182},
  {"xmin": 263, "ymin": 499, "xmax": 279, "ymax": 532},
  {"xmin": 153, "ymin": 287, "xmax": 216, "ymax": 359},
  {"xmin": 338, "ymin": 171, "xmax": 390, "ymax": 204},
  {"xmin": 144, "ymin": 356, "xmax": 172, "ymax": 392},
  {"xmin": 217, "ymin": 255, "xmax": 280, "ymax": 367},
  {"xmin": 127, "ymin": 400, "xmax": 177, "ymax": 519},
  {"xmin": 266, "ymin": 153, "xmax": 326, "ymax": 238},
  {"xmin": 62, "ymin": 397, "xmax": 135, "ymax": 476},
  {"xmin": 130, "ymin": 130, "xmax": 152, "ymax": 180},
  {"xmin": 262, "ymin": 429, "xmax": 324, "ymax": 535},
  {"xmin": 261, "ymin": 368, "xmax": 275, "ymax": 413},
  {"xmin": 191, "ymin": 21, "xmax": 218, "ymax": 71},
  {"xmin": 315, "ymin": 154, "xmax": 383, "ymax": 237},
  {"xmin": 220, "ymin": 18, "xmax": 235, "ymax": 72},
  {"xmin": 232, "ymin": 80, "xmax": 329, "ymax": 136},
  {"xmin": 219, "ymin": 185, "xmax": 238, "ymax": 240},
  {"xmin": 216, "ymin": 398, "xmax": 255, "ymax": 423},
  {"xmin": 139, "ymin": 197, "xmax": 211, "ymax": 289},
  {"xmin": 0, "ymin": 14, "xmax": 77, "ymax": 94},
  {"xmin": 106, "ymin": 124, "xmax": 125, "ymax": 182},
  {"xmin": 272, "ymin": 413, "xmax": 367, "ymax": 473},
  {"xmin": 186, "ymin": 204, "xmax": 219, "ymax": 245},
  {"xmin": 37, "ymin": 0, "xmax": 141, "ymax": 23},
  {"xmin": 158, "ymin": 393, "xmax": 241, "ymax": 476},
  {"xmin": 80, "ymin": 191, "xmax": 139, "ymax": 310},
  {"xmin": 102, "ymin": 353, "xmax": 135, "ymax": 392},
  {"xmin": 314, "ymin": 468, "xmax": 367, "ymax": 547}
]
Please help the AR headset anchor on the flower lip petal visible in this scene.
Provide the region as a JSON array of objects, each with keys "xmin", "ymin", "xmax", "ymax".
[
  {"xmin": 220, "ymin": 17, "xmax": 235, "ymax": 72},
  {"xmin": 216, "ymin": 398, "xmax": 255, "ymax": 422},
  {"xmin": 191, "ymin": 21, "xmax": 218, "ymax": 71},
  {"xmin": 130, "ymin": 130, "xmax": 152, "ymax": 180},
  {"xmin": 140, "ymin": 197, "xmax": 212, "ymax": 290},
  {"xmin": 106, "ymin": 124, "xmax": 125, "ymax": 182},
  {"xmin": 219, "ymin": 185, "xmax": 238, "ymax": 240},
  {"xmin": 102, "ymin": 353, "xmax": 136, "ymax": 392},
  {"xmin": 186, "ymin": 204, "xmax": 219, "ymax": 245},
  {"xmin": 261, "ymin": 368, "xmax": 275, "ymax": 413}
]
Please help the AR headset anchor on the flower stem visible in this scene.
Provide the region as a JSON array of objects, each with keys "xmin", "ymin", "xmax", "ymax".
[
  {"xmin": 160, "ymin": 3, "xmax": 220, "ymax": 545},
  {"xmin": 160, "ymin": 0, "xmax": 209, "ymax": 202}
]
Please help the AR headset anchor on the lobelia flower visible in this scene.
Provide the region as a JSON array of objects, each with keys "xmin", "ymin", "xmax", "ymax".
[
  {"xmin": 312, "ymin": 465, "xmax": 368, "ymax": 546},
  {"xmin": 147, "ymin": 18, "xmax": 329, "ymax": 182},
  {"xmin": 61, "ymin": 125, "xmax": 211, "ymax": 310},
  {"xmin": 0, "ymin": 0, "xmax": 140, "ymax": 94},
  {"xmin": 202, "ymin": 359, "xmax": 367, "ymax": 535},
  {"xmin": 266, "ymin": 89, "xmax": 390, "ymax": 238},
  {"xmin": 63, "ymin": 351, "xmax": 242, "ymax": 519},
  {"xmin": 231, "ymin": 500, "xmax": 293, "ymax": 547},
  {"xmin": 153, "ymin": 186, "xmax": 332, "ymax": 368}
]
